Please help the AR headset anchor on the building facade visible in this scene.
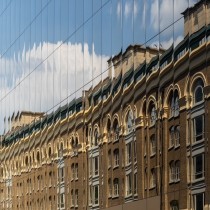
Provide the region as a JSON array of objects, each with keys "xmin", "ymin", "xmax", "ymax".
[{"xmin": 0, "ymin": 0, "xmax": 210, "ymax": 210}]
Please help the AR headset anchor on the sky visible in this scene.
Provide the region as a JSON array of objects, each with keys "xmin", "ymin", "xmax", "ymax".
[{"xmin": 0, "ymin": 0, "xmax": 198, "ymax": 133}]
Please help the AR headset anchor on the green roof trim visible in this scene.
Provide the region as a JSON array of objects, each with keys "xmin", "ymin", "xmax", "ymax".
[
  {"xmin": 146, "ymin": 55, "xmax": 159, "ymax": 74},
  {"xmin": 122, "ymin": 67, "xmax": 134, "ymax": 86},
  {"xmin": 159, "ymin": 45, "xmax": 173, "ymax": 66},
  {"xmin": 112, "ymin": 73, "xmax": 122, "ymax": 95}
]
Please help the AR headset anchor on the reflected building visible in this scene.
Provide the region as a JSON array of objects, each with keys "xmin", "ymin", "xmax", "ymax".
[{"xmin": 0, "ymin": 0, "xmax": 210, "ymax": 210}]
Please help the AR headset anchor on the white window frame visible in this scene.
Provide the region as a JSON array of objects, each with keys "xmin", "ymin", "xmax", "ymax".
[
  {"xmin": 126, "ymin": 143, "xmax": 132, "ymax": 165},
  {"xmin": 193, "ymin": 154, "xmax": 205, "ymax": 180},
  {"xmin": 92, "ymin": 185, "xmax": 99, "ymax": 205},
  {"xmin": 193, "ymin": 193, "xmax": 204, "ymax": 210},
  {"xmin": 113, "ymin": 179, "xmax": 119, "ymax": 196},
  {"xmin": 193, "ymin": 115, "xmax": 204, "ymax": 143},
  {"xmin": 113, "ymin": 149, "xmax": 119, "ymax": 167},
  {"xmin": 174, "ymin": 126, "xmax": 180, "ymax": 147},
  {"xmin": 93, "ymin": 156, "xmax": 99, "ymax": 176},
  {"xmin": 150, "ymin": 169, "xmax": 156, "ymax": 188},
  {"xmin": 126, "ymin": 173, "xmax": 132, "ymax": 196},
  {"xmin": 150, "ymin": 135, "xmax": 156, "ymax": 155}
]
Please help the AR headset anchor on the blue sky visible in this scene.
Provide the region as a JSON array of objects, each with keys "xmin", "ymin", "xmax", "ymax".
[{"xmin": 0, "ymin": 0, "xmax": 197, "ymax": 133}]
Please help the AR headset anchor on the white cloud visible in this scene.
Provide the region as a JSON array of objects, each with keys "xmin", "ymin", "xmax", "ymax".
[
  {"xmin": 125, "ymin": 1, "xmax": 132, "ymax": 18},
  {"xmin": 117, "ymin": 0, "xmax": 138, "ymax": 20},
  {"xmin": 150, "ymin": 0, "xmax": 197, "ymax": 32},
  {"xmin": 0, "ymin": 42, "xmax": 109, "ymax": 133},
  {"xmin": 134, "ymin": 0, "xmax": 138, "ymax": 19},
  {"xmin": 117, "ymin": 1, "xmax": 121, "ymax": 19}
]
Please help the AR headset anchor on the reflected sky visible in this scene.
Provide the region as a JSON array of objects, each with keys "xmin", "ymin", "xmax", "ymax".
[{"xmin": 0, "ymin": 0, "xmax": 198, "ymax": 133}]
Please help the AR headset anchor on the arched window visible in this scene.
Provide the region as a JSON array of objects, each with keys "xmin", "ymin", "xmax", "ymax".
[
  {"xmin": 71, "ymin": 136, "xmax": 75, "ymax": 148},
  {"xmin": 149, "ymin": 102, "xmax": 157, "ymax": 126},
  {"xmin": 88, "ymin": 128, "xmax": 92, "ymax": 146},
  {"xmin": 48, "ymin": 147, "xmax": 52, "ymax": 158},
  {"xmin": 113, "ymin": 118, "xmax": 119, "ymax": 141},
  {"xmin": 193, "ymin": 78, "xmax": 204, "ymax": 105},
  {"xmin": 170, "ymin": 200, "xmax": 179, "ymax": 210},
  {"xmin": 107, "ymin": 118, "xmax": 111, "ymax": 142},
  {"xmin": 113, "ymin": 178, "xmax": 119, "ymax": 196},
  {"xmin": 75, "ymin": 137, "xmax": 78, "ymax": 147},
  {"xmin": 169, "ymin": 90, "xmax": 179, "ymax": 117},
  {"xmin": 37, "ymin": 151, "xmax": 40, "ymax": 163},
  {"xmin": 126, "ymin": 110, "xmax": 133, "ymax": 133},
  {"xmin": 174, "ymin": 90, "xmax": 179, "ymax": 117},
  {"xmin": 94, "ymin": 128, "xmax": 99, "ymax": 146}
]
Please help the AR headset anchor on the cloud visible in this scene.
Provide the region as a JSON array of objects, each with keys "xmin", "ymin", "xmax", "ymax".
[
  {"xmin": 124, "ymin": 1, "xmax": 132, "ymax": 18},
  {"xmin": 0, "ymin": 42, "xmax": 109, "ymax": 133},
  {"xmin": 150, "ymin": 0, "xmax": 197, "ymax": 32},
  {"xmin": 117, "ymin": 1, "xmax": 121, "ymax": 19},
  {"xmin": 134, "ymin": 0, "xmax": 138, "ymax": 18},
  {"xmin": 117, "ymin": 0, "xmax": 138, "ymax": 20}
]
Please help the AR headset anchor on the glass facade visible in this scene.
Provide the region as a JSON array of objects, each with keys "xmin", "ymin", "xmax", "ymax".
[
  {"xmin": 1, "ymin": 0, "xmax": 210, "ymax": 210},
  {"xmin": 0, "ymin": 0, "xmax": 199, "ymax": 131}
]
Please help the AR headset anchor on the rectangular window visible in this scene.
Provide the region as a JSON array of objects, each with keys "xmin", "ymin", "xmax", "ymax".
[
  {"xmin": 126, "ymin": 173, "xmax": 132, "ymax": 196},
  {"xmin": 93, "ymin": 157, "xmax": 99, "ymax": 176},
  {"xmin": 126, "ymin": 143, "xmax": 132, "ymax": 165},
  {"xmin": 134, "ymin": 141, "xmax": 137, "ymax": 162},
  {"xmin": 108, "ymin": 151, "xmax": 111, "ymax": 168},
  {"xmin": 113, "ymin": 181, "xmax": 119, "ymax": 196},
  {"xmin": 193, "ymin": 154, "xmax": 204, "ymax": 180},
  {"xmin": 59, "ymin": 167, "xmax": 64, "ymax": 183},
  {"xmin": 89, "ymin": 158, "xmax": 92, "ymax": 177},
  {"xmin": 134, "ymin": 173, "xmax": 137, "ymax": 195},
  {"xmin": 194, "ymin": 193, "xmax": 204, "ymax": 210},
  {"xmin": 150, "ymin": 136, "xmax": 156, "ymax": 155},
  {"xmin": 114, "ymin": 150, "xmax": 119, "ymax": 167},
  {"xmin": 75, "ymin": 164, "xmax": 78, "ymax": 179},
  {"xmin": 60, "ymin": 193, "xmax": 65, "ymax": 208},
  {"xmin": 88, "ymin": 186, "xmax": 92, "ymax": 205},
  {"xmin": 75, "ymin": 190, "xmax": 78, "ymax": 206},
  {"xmin": 93, "ymin": 185, "xmax": 99, "ymax": 205},
  {"xmin": 193, "ymin": 115, "xmax": 204, "ymax": 142}
]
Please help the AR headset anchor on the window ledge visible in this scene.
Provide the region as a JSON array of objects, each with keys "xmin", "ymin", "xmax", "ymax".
[
  {"xmin": 150, "ymin": 153, "xmax": 156, "ymax": 158},
  {"xmin": 149, "ymin": 186, "xmax": 156, "ymax": 190},
  {"xmin": 125, "ymin": 162, "xmax": 132, "ymax": 167},
  {"xmin": 192, "ymin": 177, "xmax": 205, "ymax": 183},
  {"xmin": 113, "ymin": 165, "xmax": 119, "ymax": 170},
  {"xmin": 192, "ymin": 100, "xmax": 204, "ymax": 108},
  {"xmin": 112, "ymin": 195, "xmax": 119, "ymax": 199},
  {"xmin": 174, "ymin": 144, "xmax": 180, "ymax": 149},
  {"xmin": 174, "ymin": 179, "xmax": 180, "ymax": 183},
  {"xmin": 149, "ymin": 124, "xmax": 155, "ymax": 129},
  {"xmin": 125, "ymin": 193, "xmax": 132, "ymax": 199},
  {"xmin": 168, "ymin": 145, "xmax": 174, "ymax": 150},
  {"xmin": 192, "ymin": 138, "xmax": 204, "ymax": 146}
]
